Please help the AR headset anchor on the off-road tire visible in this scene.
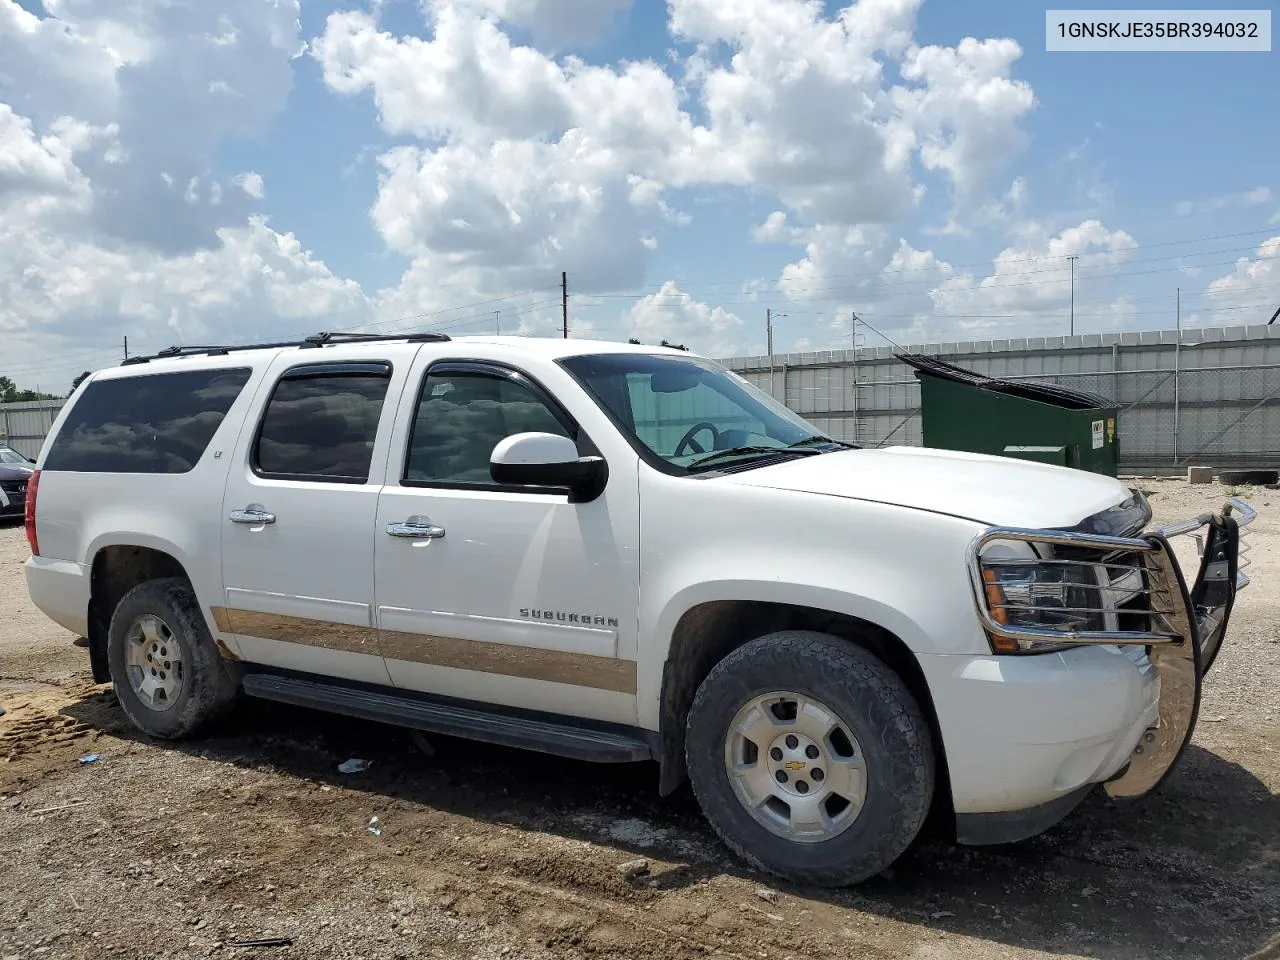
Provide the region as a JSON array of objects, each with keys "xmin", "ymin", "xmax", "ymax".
[
  {"xmin": 685, "ymin": 630, "xmax": 935, "ymax": 887},
  {"xmin": 106, "ymin": 577, "xmax": 240, "ymax": 739}
]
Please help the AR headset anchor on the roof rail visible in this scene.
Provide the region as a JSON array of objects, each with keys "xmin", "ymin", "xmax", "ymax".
[{"xmin": 120, "ymin": 330, "xmax": 452, "ymax": 366}]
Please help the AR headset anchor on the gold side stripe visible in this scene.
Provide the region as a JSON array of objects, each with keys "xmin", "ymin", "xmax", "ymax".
[
  {"xmin": 207, "ymin": 605, "xmax": 636, "ymax": 694},
  {"xmin": 209, "ymin": 606, "xmax": 234, "ymax": 633},
  {"xmin": 212, "ymin": 606, "xmax": 378, "ymax": 655},
  {"xmin": 380, "ymin": 629, "xmax": 636, "ymax": 694}
]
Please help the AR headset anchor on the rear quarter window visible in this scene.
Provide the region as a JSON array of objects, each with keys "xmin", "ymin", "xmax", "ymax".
[{"xmin": 43, "ymin": 368, "xmax": 252, "ymax": 474}]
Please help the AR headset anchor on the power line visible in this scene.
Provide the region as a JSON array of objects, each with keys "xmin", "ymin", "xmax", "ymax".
[
  {"xmin": 579, "ymin": 225, "xmax": 1280, "ymax": 294},
  {"xmin": 578, "ymin": 241, "xmax": 1280, "ymax": 304},
  {"xmin": 574, "ymin": 249, "xmax": 1280, "ymax": 310}
]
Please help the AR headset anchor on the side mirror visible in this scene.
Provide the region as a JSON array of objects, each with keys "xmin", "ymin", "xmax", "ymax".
[{"xmin": 490, "ymin": 432, "xmax": 608, "ymax": 503}]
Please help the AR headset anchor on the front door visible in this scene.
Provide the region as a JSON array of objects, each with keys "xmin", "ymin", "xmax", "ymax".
[
  {"xmin": 219, "ymin": 350, "xmax": 415, "ymax": 684},
  {"xmin": 373, "ymin": 358, "xmax": 639, "ymax": 725}
]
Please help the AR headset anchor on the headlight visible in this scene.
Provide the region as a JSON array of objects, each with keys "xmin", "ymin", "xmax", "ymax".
[
  {"xmin": 969, "ymin": 526, "xmax": 1185, "ymax": 655},
  {"xmin": 979, "ymin": 560, "xmax": 1104, "ymax": 654}
]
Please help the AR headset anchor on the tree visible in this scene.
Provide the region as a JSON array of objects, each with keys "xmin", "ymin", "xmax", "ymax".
[
  {"xmin": 71, "ymin": 371, "xmax": 92, "ymax": 393},
  {"xmin": 0, "ymin": 376, "xmax": 61, "ymax": 404}
]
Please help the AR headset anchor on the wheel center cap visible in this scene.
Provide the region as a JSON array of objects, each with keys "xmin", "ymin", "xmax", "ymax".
[{"xmin": 766, "ymin": 734, "xmax": 824, "ymax": 798}]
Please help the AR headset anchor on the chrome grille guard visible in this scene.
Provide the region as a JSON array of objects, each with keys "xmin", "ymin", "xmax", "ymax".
[{"xmin": 966, "ymin": 497, "xmax": 1255, "ymax": 800}]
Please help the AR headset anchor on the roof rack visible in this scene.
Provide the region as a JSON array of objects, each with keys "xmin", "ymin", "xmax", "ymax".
[{"xmin": 120, "ymin": 330, "xmax": 452, "ymax": 366}]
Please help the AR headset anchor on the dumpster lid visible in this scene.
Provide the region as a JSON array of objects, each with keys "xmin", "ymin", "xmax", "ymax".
[{"xmin": 895, "ymin": 353, "xmax": 1114, "ymax": 410}]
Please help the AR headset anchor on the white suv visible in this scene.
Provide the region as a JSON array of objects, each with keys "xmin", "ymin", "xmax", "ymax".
[{"xmin": 23, "ymin": 331, "xmax": 1253, "ymax": 886}]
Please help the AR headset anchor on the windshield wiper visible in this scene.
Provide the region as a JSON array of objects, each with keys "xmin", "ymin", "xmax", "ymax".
[
  {"xmin": 688, "ymin": 445, "xmax": 820, "ymax": 472},
  {"xmin": 788, "ymin": 435, "xmax": 857, "ymax": 450}
]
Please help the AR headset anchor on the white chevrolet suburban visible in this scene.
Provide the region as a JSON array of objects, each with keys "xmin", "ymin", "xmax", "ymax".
[{"xmin": 23, "ymin": 331, "xmax": 1253, "ymax": 886}]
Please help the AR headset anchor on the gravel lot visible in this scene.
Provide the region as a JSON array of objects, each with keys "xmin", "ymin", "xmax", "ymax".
[{"xmin": 1, "ymin": 480, "xmax": 1278, "ymax": 960}]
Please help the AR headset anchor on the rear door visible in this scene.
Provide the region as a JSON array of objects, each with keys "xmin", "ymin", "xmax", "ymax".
[
  {"xmin": 372, "ymin": 355, "xmax": 640, "ymax": 725},
  {"xmin": 217, "ymin": 347, "xmax": 418, "ymax": 684}
]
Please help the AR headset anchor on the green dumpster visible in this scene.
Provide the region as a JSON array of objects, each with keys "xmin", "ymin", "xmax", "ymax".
[{"xmin": 897, "ymin": 354, "xmax": 1120, "ymax": 477}]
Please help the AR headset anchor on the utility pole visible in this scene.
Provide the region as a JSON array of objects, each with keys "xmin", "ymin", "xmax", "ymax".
[
  {"xmin": 123, "ymin": 335, "xmax": 129, "ymax": 361},
  {"xmin": 1067, "ymin": 255, "xmax": 1078, "ymax": 336},
  {"xmin": 1173, "ymin": 286, "xmax": 1181, "ymax": 465},
  {"xmin": 766, "ymin": 309, "xmax": 786, "ymax": 399},
  {"xmin": 561, "ymin": 271, "xmax": 568, "ymax": 339},
  {"xmin": 850, "ymin": 311, "xmax": 860, "ymax": 444},
  {"xmin": 495, "ymin": 310, "xmax": 500, "ymax": 335}
]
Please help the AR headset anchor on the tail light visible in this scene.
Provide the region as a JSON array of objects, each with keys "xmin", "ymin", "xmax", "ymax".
[{"xmin": 24, "ymin": 469, "xmax": 40, "ymax": 556}]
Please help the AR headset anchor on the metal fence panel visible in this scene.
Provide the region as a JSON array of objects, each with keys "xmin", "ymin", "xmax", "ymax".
[
  {"xmin": 724, "ymin": 324, "xmax": 1280, "ymax": 473},
  {"xmin": 0, "ymin": 399, "xmax": 65, "ymax": 459},
  {"xmin": 6, "ymin": 325, "xmax": 1280, "ymax": 472}
]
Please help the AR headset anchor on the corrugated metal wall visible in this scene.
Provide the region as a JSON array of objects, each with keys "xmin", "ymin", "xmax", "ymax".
[
  {"xmin": 0, "ymin": 399, "xmax": 64, "ymax": 459},
  {"xmin": 723, "ymin": 324, "xmax": 1280, "ymax": 472},
  {"xmin": 5, "ymin": 324, "xmax": 1279, "ymax": 472}
]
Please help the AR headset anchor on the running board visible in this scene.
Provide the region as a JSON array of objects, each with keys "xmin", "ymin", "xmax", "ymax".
[{"xmin": 241, "ymin": 673, "xmax": 654, "ymax": 763}]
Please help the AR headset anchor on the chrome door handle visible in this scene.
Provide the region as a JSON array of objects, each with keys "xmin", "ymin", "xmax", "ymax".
[
  {"xmin": 229, "ymin": 508, "xmax": 276, "ymax": 525},
  {"xmin": 387, "ymin": 521, "xmax": 445, "ymax": 539}
]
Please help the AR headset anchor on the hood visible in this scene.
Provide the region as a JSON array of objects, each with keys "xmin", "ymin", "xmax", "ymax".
[
  {"xmin": 0, "ymin": 463, "xmax": 34, "ymax": 481},
  {"xmin": 724, "ymin": 446, "xmax": 1132, "ymax": 529}
]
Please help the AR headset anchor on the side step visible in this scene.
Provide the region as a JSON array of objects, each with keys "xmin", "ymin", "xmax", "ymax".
[{"xmin": 241, "ymin": 673, "xmax": 654, "ymax": 763}]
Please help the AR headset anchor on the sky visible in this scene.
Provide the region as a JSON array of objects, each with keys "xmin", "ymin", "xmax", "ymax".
[{"xmin": 1, "ymin": 0, "xmax": 1277, "ymax": 392}]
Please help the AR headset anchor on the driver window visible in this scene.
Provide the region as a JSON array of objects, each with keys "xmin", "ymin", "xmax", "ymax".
[
  {"xmin": 404, "ymin": 371, "xmax": 571, "ymax": 485},
  {"xmin": 626, "ymin": 372, "xmax": 767, "ymax": 456}
]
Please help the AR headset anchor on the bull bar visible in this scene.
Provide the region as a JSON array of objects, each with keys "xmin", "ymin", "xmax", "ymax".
[{"xmin": 967, "ymin": 497, "xmax": 1255, "ymax": 800}]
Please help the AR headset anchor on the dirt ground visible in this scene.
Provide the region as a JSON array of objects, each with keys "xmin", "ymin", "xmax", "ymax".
[{"xmin": 1, "ymin": 480, "xmax": 1278, "ymax": 960}]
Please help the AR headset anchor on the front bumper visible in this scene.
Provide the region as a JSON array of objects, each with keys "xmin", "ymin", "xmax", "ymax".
[
  {"xmin": 962, "ymin": 497, "xmax": 1254, "ymax": 813},
  {"xmin": 0, "ymin": 485, "xmax": 26, "ymax": 518}
]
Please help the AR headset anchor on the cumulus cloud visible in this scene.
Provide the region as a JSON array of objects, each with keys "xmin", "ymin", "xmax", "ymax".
[
  {"xmin": 0, "ymin": 0, "xmax": 349, "ymax": 381},
  {"xmin": 234, "ymin": 171, "xmax": 265, "ymax": 199},
  {"xmin": 1205, "ymin": 235, "xmax": 1280, "ymax": 326},
  {"xmin": 928, "ymin": 219, "xmax": 1138, "ymax": 335},
  {"xmin": 0, "ymin": 0, "xmax": 302, "ymax": 253},
  {"xmin": 314, "ymin": 0, "xmax": 1037, "ymax": 306},
  {"xmin": 626, "ymin": 281, "xmax": 744, "ymax": 356},
  {"xmin": 0, "ymin": 106, "xmax": 94, "ymax": 197},
  {"xmin": 894, "ymin": 37, "xmax": 1035, "ymax": 199},
  {"xmin": 2, "ymin": 0, "xmax": 1048, "ymax": 379}
]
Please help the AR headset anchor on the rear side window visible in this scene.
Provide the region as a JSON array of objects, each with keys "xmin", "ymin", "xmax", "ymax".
[
  {"xmin": 44, "ymin": 368, "xmax": 252, "ymax": 474},
  {"xmin": 253, "ymin": 363, "xmax": 391, "ymax": 483}
]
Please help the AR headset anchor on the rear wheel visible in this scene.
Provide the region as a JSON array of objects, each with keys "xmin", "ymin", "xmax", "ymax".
[
  {"xmin": 685, "ymin": 630, "xmax": 935, "ymax": 886},
  {"xmin": 106, "ymin": 577, "xmax": 240, "ymax": 739}
]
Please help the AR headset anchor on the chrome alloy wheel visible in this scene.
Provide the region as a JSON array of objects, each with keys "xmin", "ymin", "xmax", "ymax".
[
  {"xmin": 723, "ymin": 691, "xmax": 868, "ymax": 842},
  {"xmin": 124, "ymin": 614, "xmax": 185, "ymax": 711}
]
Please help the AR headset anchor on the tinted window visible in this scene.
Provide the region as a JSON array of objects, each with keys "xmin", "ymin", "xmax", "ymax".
[
  {"xmin": 254, "ymin": 365, "xmax": 391, "ymax": 482},
  {"xmin": 405, "ymin": 371, "xmax": 570, "ymax": 485},
  {"xmin": 44, "ymin": 368, "xmax": 252, "ymax": 474}
]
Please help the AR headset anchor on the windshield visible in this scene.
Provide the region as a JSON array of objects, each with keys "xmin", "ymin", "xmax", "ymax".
[
  {"xmin": 0, "ymin": 448, "xmax": 29, "ymax": 465},
  {"xmin": 559, "ymin": 352, "xmax": 841, "ymax": 473}
]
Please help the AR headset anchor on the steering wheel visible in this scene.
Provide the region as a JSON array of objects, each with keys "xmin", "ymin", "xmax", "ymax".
[{"xmin": 674, "ymin": 421, "xmax": 721, "ymax": 457}]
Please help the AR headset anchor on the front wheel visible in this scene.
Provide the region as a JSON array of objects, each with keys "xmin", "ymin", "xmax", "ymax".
[{"xmin": 685, "ymin": 630, "xmax": 935, "ymax": 886}]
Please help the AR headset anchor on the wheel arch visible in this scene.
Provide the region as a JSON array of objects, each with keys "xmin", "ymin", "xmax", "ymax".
[
  {"xmin": 656, "ymin": 599, "xmax": 954, "ymax": 832},
  {"xmin": 87, "ymin": 542, "xmax": 202, "ymax": 684}
]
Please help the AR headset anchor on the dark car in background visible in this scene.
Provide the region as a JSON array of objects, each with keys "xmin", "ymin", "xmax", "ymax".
[{"xmin": 0, "ymin": 444, "xmax": 35, "ymax": 522}]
